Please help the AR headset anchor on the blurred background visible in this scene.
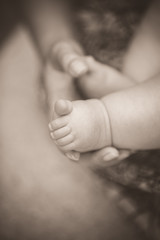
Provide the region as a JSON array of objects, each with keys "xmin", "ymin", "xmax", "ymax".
[{"xmin": 0, "ymin": 0, "xmax": 159, "ymax": 239}]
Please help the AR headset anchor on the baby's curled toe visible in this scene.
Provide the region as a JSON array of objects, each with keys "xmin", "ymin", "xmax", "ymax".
[
  {"xmin": 49, "ymin": 98, "xmax": 111, "ymax": 161},
  {"xmin": 51, "ymin": 126, "xmax": 71, "ymax": 140},
  {"xmin": 55, "ymin": 99, "xmax": 73, "ymax": 116},
  {"xmin": 49, "ymin": 115, "xmax": 69, "ymax": 131},
  {"xmin": 49, "ymin": 99, "xmax": 79, "ymax": 159},
  {"xmin": 58, "ymin": 142, "xmax": 76, "ymax": 153},
  {"xmin": 49, "ymin": 99, "xmax": 73, "ymax": 131},
  {"xmin": 55, "ymin": 133, "xmax": 75, "ymax": 146}
]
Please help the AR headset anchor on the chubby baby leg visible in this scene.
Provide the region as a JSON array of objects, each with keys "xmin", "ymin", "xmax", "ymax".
[
  {"xmin": 49, "ymin": 99, "xmax": 112, "ymax": 155},
  {"xmin": 76, "ymin": 57, "xmax": 134, "ymax": 98},
  {"xmin": 52, "ymin": 41, "xmax": 134, "ymax": 98}
]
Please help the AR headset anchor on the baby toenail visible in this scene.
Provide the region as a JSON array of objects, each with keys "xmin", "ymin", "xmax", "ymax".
[
  {"xmin": 65, "ymin": 151, "xmax": 80, "ymax": 161},
  {"xmin": 103, "ymin": 152, "xmax": 119, "ymax": 161},
  {"xmin": 48, "ymin": 123, "xmax": 53, "ymax": 131},
  {"xmin": 69, "ymin": 60, "xmax": 88, "ymax": 77},
  {"xmin": 51, "ymin": 120, "xmax": 59, "ymax": 129},
  {"xmin": 50, "ymin": 132, "xmax": 55, "ymax": 139}
]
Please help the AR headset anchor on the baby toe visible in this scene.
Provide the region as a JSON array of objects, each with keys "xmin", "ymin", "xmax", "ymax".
[
  {"xmin": 55, "ymin": 99, "xmax": 73, "ymax": 116},
  {"xmin": 52, "ymin": 126, "xmax": 71, "ymax": 140},
  {"xmin": 65, "ymin": 151, "xmax": 80, "ymax": 161},
  {"xmin": 69, "ymin": 59, "xmax": 88, "ymax": 77},
  {"xmin": 55, "ymin": 134, "xmax": 74, "ymax": 146},
  {"xmin": 58, "ymin": 142, "xmax": 76, "ymax": 153},
  {"xmin": 49, "ymin": 115, "xmax": 69, "ymax": 131}
]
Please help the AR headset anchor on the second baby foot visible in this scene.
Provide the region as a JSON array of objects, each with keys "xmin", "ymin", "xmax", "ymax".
[
  {"xmin": 49, "ymin": 99, "xmax": 112, "ymax": 153},
  {"xmin": 77, "ymin": 57, "xmax": 134, "ymax": 99}
]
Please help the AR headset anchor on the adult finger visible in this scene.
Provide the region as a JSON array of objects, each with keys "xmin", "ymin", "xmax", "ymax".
[{"xmin": 81, "ymin": 147, "xmax": 133, "ymax": 168}]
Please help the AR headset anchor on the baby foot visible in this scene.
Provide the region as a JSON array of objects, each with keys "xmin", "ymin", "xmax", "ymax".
[
  {"xmin": 48, "ymin": 99, "xmax": 80, "ymax": 161},
  {"xmin": 43, "ymin": 59, "xmax": 82, "ymax": 120},
  {"xmin": 49, "ymin": 99, "xmax": 112, "ymax": 155},
  {"xmin": 51, "ymin": 40, "xmax": 88, "ymax": 77},
  {"xmin": 76, "ymin": 57, "xmax": 134, "ymax": 99}
]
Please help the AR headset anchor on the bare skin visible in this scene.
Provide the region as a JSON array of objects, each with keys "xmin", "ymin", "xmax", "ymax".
[
  {"xmin": 0, "ymin": 24, "xmax": 129, "ymax": 240},
  {"xmin": 49, "ymin": 99, "xmax": 111, "ymax": 153},
  {"xmin": 49, "ymin": 71, "xmax": 160, "ymax": 157},
  {"xmin": 24, "ymin": 0, "xmax": 133, "ymax": 163},
  {"xmin": 76, "ymin": 57, "xmax": 135, "ymax": 99},
  {"xmin": 52, "ymin": 46, "xmax": 135, "ymax": 99},
  {"xmin": 48, "ymin": 0, "xmax": 160, "ymax": 161},
  {"xmin": 0, "ymin": 3, "xmax": 147, "ymax": 239},
  {"xmin": 48, "ymin": 46, "xmax": 135, "ymax": 160},
  {"xmin": 48, "ymin": 0, "xmax": 159, "ymax": 158},
  {"xmin": 47, "ymin": 40, "xmax": 132, "ymax": 161}
]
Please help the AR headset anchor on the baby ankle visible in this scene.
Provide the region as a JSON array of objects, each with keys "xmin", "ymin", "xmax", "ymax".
[{"xmin": 100, "ymin": 99, "xmax": 112, "ymax": 147}]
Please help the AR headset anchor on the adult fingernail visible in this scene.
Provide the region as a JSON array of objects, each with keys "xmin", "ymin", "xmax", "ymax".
[
  {"xmin": 69, "ymin": 60, "xmax": 88, "ymax": 77},
  {"xmin": 103, "ymin": 152, "xmax": 119, "ymax": 161},
  {"xmin": 65, "ymin": 151, "xmax": 80, "ymax": 161}
]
